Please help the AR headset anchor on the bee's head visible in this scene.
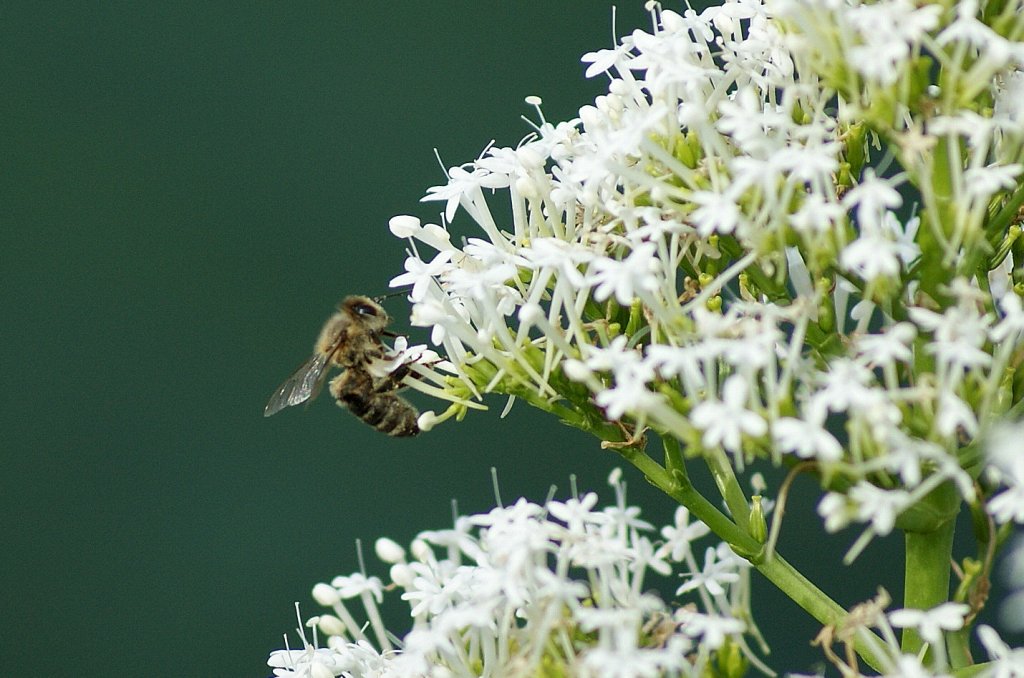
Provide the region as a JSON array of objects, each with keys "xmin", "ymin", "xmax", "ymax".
[{"xmin": 340, "ymin": 295, "xmax": 390, "ymax": 332}]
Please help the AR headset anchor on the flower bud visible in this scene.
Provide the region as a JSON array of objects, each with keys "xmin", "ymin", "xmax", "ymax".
[
  {"xmin": 410, "ymin": 538, "xmax": 433, "ymax": 563},
  {"xmin": 375, "ymin": 537, "xmax": 406, "ymax": 564},
  {"xmin": 316, "ymin": 614, "xmax": 346, "ymax": 637},
  {"xmin": 390, "ymin": 563, "xmax": 414, "ymax": 587},
  {"xmin": 312, "ymin": 582, "xmax": 340, "ymax": 606},
  {"xmin": 749, "ymin": 495, "xmax": 767, "ymax": 544}
]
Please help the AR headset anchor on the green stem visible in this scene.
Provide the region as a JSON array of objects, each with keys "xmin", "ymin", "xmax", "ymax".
[
  {"xmin": 619, "ymin": 447, "xmax": 889, "ymax": 673},
  {"xmin": 662, "ymin": 436, "xmax": 686, "ymax": 478},
  {"xmin": 705, "ymin": 448, "xmax": 751, "ymax": 527},
  {"xmin": 902, "ymin": 516, "xmax": 957, "ymax": 656}
]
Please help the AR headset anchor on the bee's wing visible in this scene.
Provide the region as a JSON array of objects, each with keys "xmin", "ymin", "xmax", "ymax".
[{"xmin": 263, "ymin": 351, "xmax": 332, "ymax": 417}]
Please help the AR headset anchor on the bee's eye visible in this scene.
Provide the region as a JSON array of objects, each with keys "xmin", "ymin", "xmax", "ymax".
[{"xmin": 354, "ymin": 303, "xmax": 378, "ymax": 316}]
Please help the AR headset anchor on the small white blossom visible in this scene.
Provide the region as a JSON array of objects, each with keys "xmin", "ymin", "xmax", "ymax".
[
  {"xmin": 688, "ymin": 188, "xmax": 747, "ymax": 237},
  {"xmin": 963, "ymin": 164, "xmax": 1023, "ymax": 201},
  {"xmin": 978, "ymin": 625, "xmax": 1024, "ymax": 673},
  {"xmin": 389, "ymin": 251, "xmax": 453, "ymax": 302},
  {"xmin": 267, "ymin": 647, "xmax": 345, "ymax": 678},
  {"xmin": 882, "ymin": 653, "xmax": 950, "ymax": 678},
  {"xmin": 690, "ymin": 375, "xmax": 767, "ymax": 454},
  {"xmin": 658, "ymin": 506, "xmax": 711, "ymax": 563},
  {"xmin": 772, "ymin": 416, "xmax": 843, "ymax": 462},
  {"xmin": 675, "ymin": 609, "xmax": 745, "ymax": 650},
  {"xmin": 854, "ymin": 323, "xmax": 916, "ymax": 369},
  {"xmin": 889, "ymin": 602, "xmax": 970, "ymax": 644},
  {"xmin": 588, "ymin": 242, "xmax": 662, "ymax": 305},
  {"xmin": 422, "ymin": 163, "xmax": 510, "ymax": 223},
  {"xmin": 849, "ymin": 482, "xmax": 911, "ymax": 536},
  {"xmin": 677, "ymin": 544, "xmax": 744, "ymax": 598},
  {"xmin": 991, "ymin": 293, "xmax": 1024, "ymax": 343},
  {"xmin": 843, "ymin": 170, "xmax": 904, "ymax": 226},
  {"xmin": 987, "ymin": 422, "xmax": 1024, "ymax": 524},
  {"xmin": 841, "ymin": 232, "xmax": 904, "ymax": 281}
]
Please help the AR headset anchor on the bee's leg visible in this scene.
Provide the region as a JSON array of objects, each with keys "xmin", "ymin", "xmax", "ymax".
[{"xmin": 371, "ymin": 363, "xmax": 413, "ymax": 393}]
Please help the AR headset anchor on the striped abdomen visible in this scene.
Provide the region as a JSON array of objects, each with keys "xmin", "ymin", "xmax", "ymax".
[{"xmin": 329, "ymin": 369, "xmax": 420, "ymax": 437}]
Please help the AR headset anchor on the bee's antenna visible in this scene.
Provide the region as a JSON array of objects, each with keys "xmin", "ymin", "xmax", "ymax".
[{"xmin": 372, "ymin": 289, "xmax": 409, "ymax": 305}]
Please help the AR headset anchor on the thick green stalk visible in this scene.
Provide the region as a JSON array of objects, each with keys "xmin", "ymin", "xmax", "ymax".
[{"xmin": 901, "ymin": 515, "xmax": 957, "ymax": 656}]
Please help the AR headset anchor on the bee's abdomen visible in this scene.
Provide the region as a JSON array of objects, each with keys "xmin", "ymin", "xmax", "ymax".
[
  {"xmin": 331, "ymin": 370, "xmax": 420, "ymax": 437},
  {"xmin": 351, "ymin": 392, "xmax": 420, "ymax": 437}
]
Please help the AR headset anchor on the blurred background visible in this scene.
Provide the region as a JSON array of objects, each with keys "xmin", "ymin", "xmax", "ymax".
[{"xmin": 2, "ymin": 2, "xmax": 1018, "ymax": 676}]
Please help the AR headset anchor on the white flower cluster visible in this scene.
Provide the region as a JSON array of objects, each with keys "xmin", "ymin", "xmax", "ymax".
[
  {"xmin": 268, "ymin": 472, "xmax": 760, "ymax": 678},
  {"xmin": 389, "ymin": 0, "xmax": 1024, "ymax": 556},
  {"xmin": 266, "ymin": 473, "xmax": 1024, "ymax": 678}
]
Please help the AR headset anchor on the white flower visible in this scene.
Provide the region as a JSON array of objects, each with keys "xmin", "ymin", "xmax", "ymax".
[
  {"xmin": 818, "ymin": 491, "xmax": 853, "ymax": 533},
  {"xmin": 547, "ymin": 491, "xmax": 607, "ymax": 534},
  {"xmin": 388, "ymin": 215, "xmax": 455, "ymax": 252},
  {"xmin": 882, "ymin": 653, "xmax": 950, "ymax": 678},
  {"xmin": 658, "ymin": 506, "xmax": 711, "ymax": 562},
  {"xmin": 675, "ymin": 609, "xmax": 745, "ymax": 650},
  {"xmin": 520, "ymin": 236, "xmax": 593, "ymax": 287},
  {"xmin": 578, "ymin": 336, "xmax": 663, "ymax": 419},
  {"xmin": 331, "ymin": 573, "xmax": 384, "ymax": 603},
  {"xmin": 963, "ymin": 164, "xmax": 1023, "ymax": 202},
  {"xmin": 595, "ymin": 372, "xmax": 663, "ymax": 420},
  {"xmin": 588, "ymin": 242, "xmax": 662, "ymax": 305},
  {"xmin": 688, "ymin": 188, "xmax": 747, "ymax": 237},
  {"xmin": 909, "ymin": 297, "xmax": 993, "ymax": 378},
  {"xmin": 389, "ymin": 251, "xmax": 453, "ymax": 302},
  {"xmin": 677, "ymin": 543, "xmax": 744, "ymax": 597},
  {"xmin": 849, "ymin": 482, "xmax": 911, "ymax": 536},
  {"xmin": 690, "ymin": 375, "xmax": 767, "ymax": 454},
  {"xmin": 991, "ymin": 293, "xmax": 1024, "ymax": 343},
  {"xmin": 994, "ymin": 69, "xmax": 1024, "ymax": 129},
  {"xmin": 268, "ymin": 0, "xmax": 1024, "ymax": 671},
  {"xmin": 888, "ymin": 602, "xmax": 969, "ymax": 644},
  {"xmin": 987, "ymin": 422, "xmax": 1024, "ymax": 524},
  {"xmin": 267, "ymin": 647, "xmax": 345, "ymax": 678},
  {"xmin": 843, "ymin": 170, "xmax": 904, "ymax": 227},
  {"xmin": 581, "ymin": 42, "xmax": 633, "ymax": 79},
  {"xmin": 935, "ymin": 390, "xmax": 978, "ymax": 439},
  {"xmin": 840, "ymin": 232, "xmax": 903, "ymax": 281},
  {"xmin": 772, "ymin": 416, "xmax": 843, "ymax": 462},
  {"xmin": 977, "ymin": 625, "xmax": 1024, "ymax": 674},
  {"xmin": 854, "ymin": 323, "xmax": 916, "ymax": 369},
  {"xmin": 789, "ymin": 192, "xmax": 845, "ymax": 235},
  {"xmin": 422, "ymin": 163, "xmax": 509, "ymax": 223},
  {"xmin": 808, "ymin": 359, "xmax": 877, "ymax": 419}
]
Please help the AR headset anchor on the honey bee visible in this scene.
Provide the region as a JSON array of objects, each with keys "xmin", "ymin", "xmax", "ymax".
[{"xmin": 263, "ymin": 295, "xmax": 420, "ymax": 437}]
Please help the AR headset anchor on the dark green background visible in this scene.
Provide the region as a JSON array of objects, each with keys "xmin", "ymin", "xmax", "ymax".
[{"xmin": 3, "ymin": 3, "xmax": 1016, "ymax": 676}]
